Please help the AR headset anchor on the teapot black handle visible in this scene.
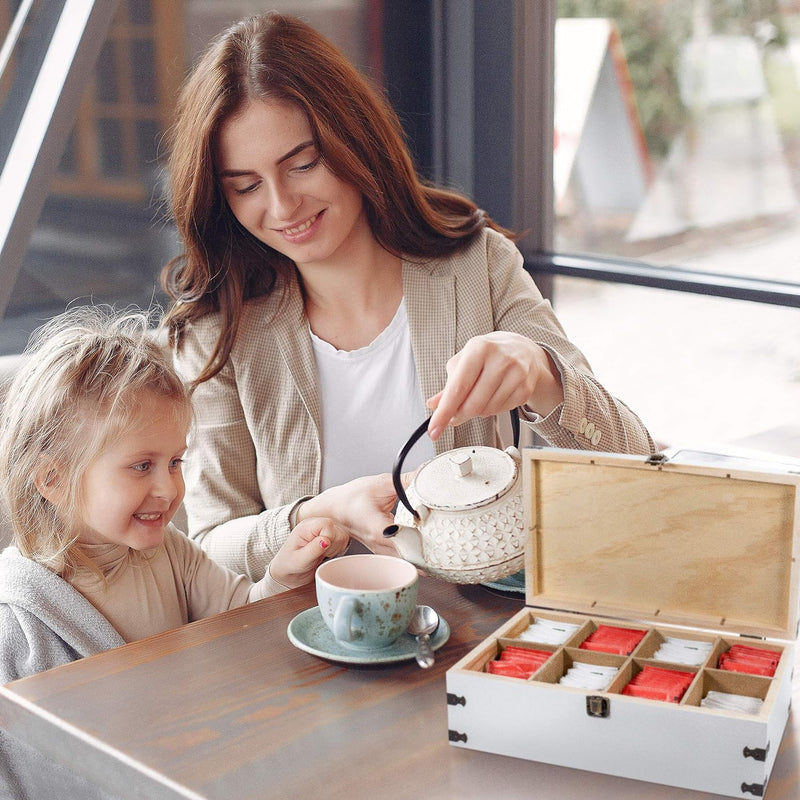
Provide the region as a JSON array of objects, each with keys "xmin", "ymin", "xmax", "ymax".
[{"xmin": 391, "ymin": 408, "xmax": 521, "ymax": 519}]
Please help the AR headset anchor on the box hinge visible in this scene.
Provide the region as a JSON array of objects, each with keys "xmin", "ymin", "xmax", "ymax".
[
  {"xmin": 447, "ymin": 692, "xmax": 466, "ymax": 707},
  {"xmin": 743, "ymin": 743, "xmax": 769, "ymax": 762},
  {"xmin": 740, "ymin": 781, "xmax": 765, "ymax": 797},
  {"xmin": 448, "ymin": 729, "xmax": 468, "ymax": 743},
  {"xmin": 586, "ymin": 695, "xmax": 610, "ymax": 718}
]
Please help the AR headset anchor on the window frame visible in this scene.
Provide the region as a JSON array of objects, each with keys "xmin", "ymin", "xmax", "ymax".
[
  {"xmin": 0, "ymin": 0, "xmax": 119, "ymax": 319},
  {"xmin": 3, "ymin": 0, "xmax": 800, "ymax": 335},
  {"xmin": 520, "ymin": 1, "xmax": 800, "ymax": 309}
]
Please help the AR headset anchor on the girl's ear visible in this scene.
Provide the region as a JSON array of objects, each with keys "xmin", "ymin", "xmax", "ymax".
[{"xmin": 34, "ymin": 459, "xmax": 65, "ymax": 504}]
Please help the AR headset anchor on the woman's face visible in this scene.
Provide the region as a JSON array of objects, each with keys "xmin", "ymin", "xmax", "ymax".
[{"xmin": 215, "ymin": 99, "xmax": 369, "ymax": 268}]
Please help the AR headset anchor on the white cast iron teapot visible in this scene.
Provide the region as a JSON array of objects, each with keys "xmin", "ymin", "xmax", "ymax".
[{"xmin": 383, "ymin": 410, "xmax": 526, "ymax": 584}]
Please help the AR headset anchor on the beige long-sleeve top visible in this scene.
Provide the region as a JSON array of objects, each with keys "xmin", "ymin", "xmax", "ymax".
[
  {"xmin": 175, "ymin": 228, "xmax": 655, "ymax": 581},
  {"xmin": 69, "ymin": 526, "xmax": 286, "ymax": 642}
]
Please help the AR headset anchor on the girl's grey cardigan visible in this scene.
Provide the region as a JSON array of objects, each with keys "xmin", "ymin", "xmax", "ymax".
[{"xmin": 0, "ymin": 546, "xmax": 124, "ymax": 800}]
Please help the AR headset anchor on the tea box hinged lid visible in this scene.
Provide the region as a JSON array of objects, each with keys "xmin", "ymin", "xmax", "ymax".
[{"xmin": 522, "ymin": 447, "xmax": 800, "ymax": 641}]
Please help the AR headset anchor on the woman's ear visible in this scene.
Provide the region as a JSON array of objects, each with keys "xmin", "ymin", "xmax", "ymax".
[{"xmin": 34, "ymin": 459, "xmax": 65, "ymax": 504}]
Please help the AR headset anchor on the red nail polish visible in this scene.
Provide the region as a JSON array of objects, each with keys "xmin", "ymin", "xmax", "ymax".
[{"xmin": 319, "ymin": 539, "xmax": 329, "ymax": 549}]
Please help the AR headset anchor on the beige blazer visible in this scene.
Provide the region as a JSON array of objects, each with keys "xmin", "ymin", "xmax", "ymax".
[{"xmin": 175, "ymin": 228, "xmax": 654, "ymax": 579}]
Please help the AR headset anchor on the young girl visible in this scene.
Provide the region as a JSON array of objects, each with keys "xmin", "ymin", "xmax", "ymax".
[{"xmin": 0, "ymin": 306, "xmax": 349, "ymax": 686}]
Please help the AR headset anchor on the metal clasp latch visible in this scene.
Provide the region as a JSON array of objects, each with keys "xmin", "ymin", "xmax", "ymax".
[
  {"xmin": 586, "ymin": 695, "xmax": 610, "ymax": 718},
  {"xmin": 645, "ymin": 452, "xmax": 669, "ymax": 466},
  {"xmin": 743, "ymin": 744, "xmax": 769, "ymax": 762},
  {"xmin": 447, "ymin": 693, "xmax": 466, "ymax": 706}
]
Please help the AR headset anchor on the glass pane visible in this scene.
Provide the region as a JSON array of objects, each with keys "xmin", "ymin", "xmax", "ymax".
[
  {"xmin": 0, "ymin": 1, "xmax": 66, "ymax": 172},
  {"xmin": 57, "ymin": 126, "xmax": 76, "ymax": 176},
  {"xmin": 94, "ymin": 39, "xmax": 118, "ymax": 104},
  {"xmin": 555, "ymin": 0, "xmax": 800, "ymax": 454},
  {"xmin": 127, "ymin": 0, "xmax": 152, "ymax": 27},
  {"xmin": 554, "ymin": 281, "xmax": 800, "ymax": 453},
  {"xmin": 96, "ymin": 116, "xmax": 124, "ymax": 176},
  {"xmin": 555, "ymin": 1, "xmax": 800, "ymax": 279},
  {"xmin": 130, "ymin": 37, "xmax": 155, "ymax": 105},
  {"xmin": 135, "ymin": 116, "xmax": 158, "ymax": 173}
]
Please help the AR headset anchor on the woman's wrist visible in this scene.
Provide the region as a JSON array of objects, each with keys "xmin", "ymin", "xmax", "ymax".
[
  {"xmin": 289, "ymin": 497, "xmax": 312, "ymax": 529},
  {"xmin": 293, "ymin": 485, "xmax": 350, "ymax": 529},
  {"xmin": 528, "ymin": 345, "xmax": 565, "ymax": 416}
]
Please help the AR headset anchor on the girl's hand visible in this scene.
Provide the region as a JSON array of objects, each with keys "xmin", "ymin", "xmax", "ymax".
[
  {"xmin": 269, "ymin": 517, "xmax": 350, "ymax": 589},
  {"xmin": 425, "ymin": 332, "xmax": 564, "ymax": 441},
  {"xmin": 295, "ymin": 473, "xmax": 403, "ymax": 556}
]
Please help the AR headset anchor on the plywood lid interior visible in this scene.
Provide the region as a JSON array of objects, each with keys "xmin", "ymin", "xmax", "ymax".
[{"xmin": 524, "ymin": 451, "xmax": 800, "ymax": 639}]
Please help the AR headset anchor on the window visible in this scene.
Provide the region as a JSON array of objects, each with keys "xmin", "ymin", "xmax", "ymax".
[
  {"xmin": 0, "ymin": 0, "xmax": 119, "ymax": 352},
  {"xmin": 0, "ymin": 0, "xmax": 372, "ymax": 355},
  {"xmin": 550, "ymin": 1, "xmax": 800, "ymax": 453},
  {"xmin": 51, "ymin": 1, "xmax": 182, "ymax": 202},
  {"xmin": 3, "ymin": 0, "xmax": 796, "ymax": 458}
]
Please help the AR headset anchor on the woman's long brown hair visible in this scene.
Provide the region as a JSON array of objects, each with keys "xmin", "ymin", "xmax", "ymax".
[{"xmin": 161, "ymin": 12, "xmax": 512, "ymax": 386}]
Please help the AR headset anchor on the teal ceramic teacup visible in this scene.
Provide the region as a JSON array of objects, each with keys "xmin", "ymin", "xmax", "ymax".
[{"xmin": 315, "ymin": 554, "xmax": 419, "ymax": 650}]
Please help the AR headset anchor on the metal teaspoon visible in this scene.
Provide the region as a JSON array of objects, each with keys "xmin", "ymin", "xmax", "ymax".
[{"xmin": 407, "ymin": 604, "xmax": 440, "ymax": 668}]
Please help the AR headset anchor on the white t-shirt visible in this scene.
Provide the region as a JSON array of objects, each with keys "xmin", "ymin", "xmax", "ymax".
[{"xmin": 311, "ymin": 298, "xmax": 435, "ymax": 491}]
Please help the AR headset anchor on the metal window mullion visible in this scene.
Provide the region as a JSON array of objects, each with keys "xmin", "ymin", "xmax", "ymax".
[
  {"xmin": 525, "ymin": 252, "xmax": 800, "ymax": 308},
  {"xmin": 513, "ymin": 0, "xmax": 555, "ymax": 254},
  {"xmin": 0, "ymin": 0, "xmax": 119, "ymax": 318},
  {"xmin": 0, "ymin": 0, "xmax": 35, "ymax": 79}
]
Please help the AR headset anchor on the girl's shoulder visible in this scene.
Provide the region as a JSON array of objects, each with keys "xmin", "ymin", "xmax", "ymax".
[{"xmin": 162, "ymin": 525, "xmax": 202, "ymax": 557}]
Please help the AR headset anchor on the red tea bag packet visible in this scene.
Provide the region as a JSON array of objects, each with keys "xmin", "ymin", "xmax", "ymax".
[
  {"xmin": 486, "ymin": 646, "xmax": 552, "ymax": 679},
  {"xmin": 622, "ymin": 665, "xmax": 694, "ymax": 703},
  {"xmin": 718, "ymin": 644, "xmax": 779, "ymax": 677},
  {"xmin": 580, "ymin": 625, "xmax": 646, "ymax": 655}
]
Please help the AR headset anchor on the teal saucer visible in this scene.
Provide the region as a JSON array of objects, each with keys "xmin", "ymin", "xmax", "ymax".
[
  {"xmin": 287, "ymin": 606, "xmax": 450, "ymax": 665},
  {"xmin": 482, "ymin": 568, "xmax": 527, "ymax": 594}
]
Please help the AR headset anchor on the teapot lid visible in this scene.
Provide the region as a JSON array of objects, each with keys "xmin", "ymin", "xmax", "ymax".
[{"xmin": 414, "ymin": 446, "xmax": 518, "ymax": 511}]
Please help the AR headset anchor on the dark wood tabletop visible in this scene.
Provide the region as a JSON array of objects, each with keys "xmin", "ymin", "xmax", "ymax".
[{"xmin": 0, "ymin": 576, "xmax": 797, "ymax": 799}]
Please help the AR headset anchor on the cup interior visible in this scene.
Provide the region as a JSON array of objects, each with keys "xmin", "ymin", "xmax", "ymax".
[{"xmin": 316, "ymin": 554, "xmax": 417, "ymax": 591}]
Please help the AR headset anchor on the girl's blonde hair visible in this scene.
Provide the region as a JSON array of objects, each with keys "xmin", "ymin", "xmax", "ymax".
[{"xmin": 0, "ymin": 306, "xmax": 191, "ymax": 575}]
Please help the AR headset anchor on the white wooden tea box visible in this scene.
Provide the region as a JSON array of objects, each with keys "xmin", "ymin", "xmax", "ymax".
[{"xmin": 446, "ymin": 448, "xmax": 800, "ymax": 799}]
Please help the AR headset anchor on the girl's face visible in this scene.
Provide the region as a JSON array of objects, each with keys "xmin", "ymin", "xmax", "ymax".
[
  {"xmin": 215, "ymin": 99, "xmax": 369, "ymax": 269},
  {"xmin": 76, "ymin": 392, "xmax": 188, "ymax": 550}
]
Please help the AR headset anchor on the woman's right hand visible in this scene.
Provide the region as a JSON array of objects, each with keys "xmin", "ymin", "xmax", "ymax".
[{"xmin": 294, "ymin": 473, "xmax": 401, "ymax": 556}]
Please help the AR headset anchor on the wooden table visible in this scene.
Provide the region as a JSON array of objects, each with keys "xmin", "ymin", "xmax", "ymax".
[{"xmin": 0, "ymin": 577, "xmax": 797, "ymax": 800}]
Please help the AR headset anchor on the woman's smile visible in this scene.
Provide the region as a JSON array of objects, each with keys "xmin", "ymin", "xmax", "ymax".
[{"xmin": 279, "ymin": 210, "xmax": 324, "ymax": 240}]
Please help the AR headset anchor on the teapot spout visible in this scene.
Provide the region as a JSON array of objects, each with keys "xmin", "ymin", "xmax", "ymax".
[{"xmin": 382, "ymin": 524, "xmax": 426, "ymax": 570}]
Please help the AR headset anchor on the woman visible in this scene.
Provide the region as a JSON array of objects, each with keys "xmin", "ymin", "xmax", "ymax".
[{"xmin": 161, "ymin": 12, "xmax": 654, "ymax": 581}]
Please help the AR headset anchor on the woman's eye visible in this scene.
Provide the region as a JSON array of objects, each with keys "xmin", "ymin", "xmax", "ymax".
[
  {"xmin": 234, "ymin": 182, "xmax": 259, "ymax": 195},
  {"xmin": 294, "ymin": 155, "xmax": 321, "ymax": 173}
]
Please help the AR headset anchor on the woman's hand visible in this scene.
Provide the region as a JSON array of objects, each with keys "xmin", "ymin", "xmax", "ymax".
[
  {"xmin": 425, "ymin": 332, "xmax": 564, "ymax": 441},
  {"xmin": 269, "ymin": 517, "xmax": 350, "ymax": 589},
  {"xmin": 295, "ymin": 473, "xmax": 402, "ymax": 556}
]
